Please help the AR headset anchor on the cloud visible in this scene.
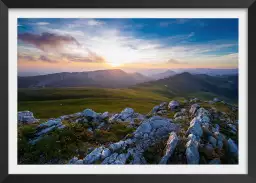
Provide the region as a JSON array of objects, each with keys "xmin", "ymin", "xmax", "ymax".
[
  {"xmin": 166, "ymin": 32, "xmax": 195, "ymax": 43},
  {"xmin": 18, "ymin": 53, "xmax": 57, "ymax": 63},
  {"xmin": 39, "ymin": 55, "xmax": 56, "ymax": 63},
  {"xmin": 167, "ymin": 58, "xmax": 187, "ymax": 65},
  {"xmin": 62, "ymin": 50, "xmax": 105, "ymax": 63},
  {"xmin": 18, "ymin": 19, "xmax": 238, "ymax": 69},
  {"xmin": 87, "ymin": 20, "xmax": 105, "ymax": 26},
  {"xmin": 67, "ymin": 19, "xmax": 105, "ymax": 29},
  {"xmin": 18, "ymin": 32, "xmax": 80, "ymax": 52},
  {"xmin": 18, "ymin": 54, "xmax": 36, "ymax": 61},
  {"xmin": 36, "ymin": 22, "xmax": 50, "ymax": 26}
]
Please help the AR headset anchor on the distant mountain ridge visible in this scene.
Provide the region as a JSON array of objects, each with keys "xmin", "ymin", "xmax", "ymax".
[
  {"xmin": 138, "ymin": 72, "xmax": 238, "ymax": 102},
  {"xmin": 18, "ymin": 69, "xmax": 151, "ymax": 88},
  {"xmin": 150, "ymin": 70, "xmax": 176, "ymax": 80}
]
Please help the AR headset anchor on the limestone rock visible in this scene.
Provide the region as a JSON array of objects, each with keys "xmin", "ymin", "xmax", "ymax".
[
  {"xmin": 83, "ymin": 147, "xmax": 104, "ymax": 164},
  {"xmin": 189, "ymin": 104, "xmax": 200, "ymax": 116},
  {"xmin": 186, "ymin": 138, "xmax": 200, "ymax": 164},
  {"xmin": 18, "ymin": 111, "xmax": 38, "ymax": 124},
  {"xmin": 159, "ymin": 132, "xmax": 179, "ymax": 164},
  {"xmin": 168, "ymin": 100, "xmax": 180, "ymax": 111}
]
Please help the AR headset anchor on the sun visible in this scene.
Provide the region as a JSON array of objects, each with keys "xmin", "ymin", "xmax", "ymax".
[{"xmin": 108, "ymin": 61, "xmax": 121, "ymax": 67}]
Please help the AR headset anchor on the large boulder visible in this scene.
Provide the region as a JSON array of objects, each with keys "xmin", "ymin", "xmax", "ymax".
[
  {"xmin": 100, "ymin": 112, "xmax": 109, "ymax": 120},
  {"xmin": 133, "ymin": 116, "xmax": 179, "ymax": 157},
  {"xmin": 101, "ymin": 153, "xmax": 130, "ymax": 164},
  {"xmin": 159, "ymin": 132, "xmax": 179, "ymax": 164},
  {"xmin": 82, "ymin": 109, "xmax": 98, "ymax": 119},
  {"xmin": 109, "ymin": 141, "xmax": 126, "ymax": 152},
  {"xmin": 83, "ymin": 147, "xmax": 104, "ymax": 164},
  {"xmin": 168, "ymin": 100, "xmax": 180, "ymax": 111},
  {"xmin": 18, "ymin": 111, "xmax": 38, "ymax": 124},
  {"xmin": 187, "ymin": 118, "xmax": 203, "ymax": 138},
  {"xmin": 196, "ymin": 108, "xmax": 211, "ymax": 126},
  {"xmin": 108, "ymin": 108, "xmax": 135, "ymax": 123},
  {"xmin": 186, "ymin": 138, "xmax": 200, "ymax": 164},
  {"xmin": 38, "ymin": 118, "xmax": 62, "ymax": 128},
  {"xmin": 227, "ymin": 138, "xmax": 238, "ymax": 157},
  {"xmin": 213, "ymin": 98, "xmax": 220, "ymax": 103},
  {"xmin": 152, "ymin": 105, "xmax": 160, "ymax": 113},
  {"xmin": 101, "ymin": 148, "xmax": 112, "ymax": 160},
  {"xmin": 189, "ymin": 104, "xmax": 200, "ymax": 116},
  {"xmin": 119, "ymin": 108, "xmax": 134, "ymax": 120}
]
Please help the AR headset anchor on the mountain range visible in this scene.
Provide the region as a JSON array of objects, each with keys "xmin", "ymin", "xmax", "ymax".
[
  {"xmin": 18, "ymin": 69, "xmax": 238, "ymax": 102},
  {"xmin": 138, "ymin": 72, "xmax": 238, "ymax": 102},
  {"xmin": 18, "ymin": 69, "xmax": 151, "ymax": 88}
]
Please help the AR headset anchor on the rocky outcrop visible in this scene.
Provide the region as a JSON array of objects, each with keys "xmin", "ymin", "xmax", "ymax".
[
  {"xmin": 109, "ymin": 108, "xmax": 144, "ymax": 124},
  {"xmin": 187, "ymin": 118, "xmax": 203, "ymax": 138},
  {"xmin": 159, "ymin": 132, "xmax": 179, "ymax": 164},
  {"xmin": 29, "ymin": 118, "xmax": 65, "ymax": 145},
  {"xmin": 19, "ymin": 97, "xmax": 238, "ymax": 165},
  {"xmin": 18, "ymin": 111, "xmax": 38, "ymax": 124},
  {"xmin": 189, "ymin": 104, "xmax": 200, "ymax": 116},
  {"xmin": 68, "ymin": 115, "xmax": 179, "ymax": 165},
  {"xmin": 186, "ymin": 136, "xmax": 200, "ymax": 164},
  {"xmin": 168, "ymin": 100, "xmax": 180, "ymax": 111},
  {"xmin": 227, "ymin": 138, "xmax": 238, "ymax": 157},
  {"xmin": 83, "ymin": 109, "xmax": 98, "ymax": 120}
]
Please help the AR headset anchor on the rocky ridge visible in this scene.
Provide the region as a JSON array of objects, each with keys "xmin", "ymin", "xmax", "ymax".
[{"xmin": 18, "ymin": 97, "xmax": 238, "ymax": 164}]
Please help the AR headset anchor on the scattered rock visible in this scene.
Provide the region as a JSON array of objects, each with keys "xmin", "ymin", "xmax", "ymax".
[
  {"xmin": 189, "ymin": 104, "xmax": 200, "ymax": 116},
  {"xmin": 227, "ymin": 138, "xmax": 238, "ymax": 157},
  {"xmin": 168, "ymin": 100, "xmax": 180, "ymax": 111},
  {"xmin": 119, "ymin": 108, "xmax": 134, "ymax": 120},
  {"xmin": 83, "ymin": 147, "xmax": 104, "ymax": 164},
  {"xmin": 101, "ymin": 148, "xmax": 112, "ymax": 160},
  {"xmin": 159, "ymin": 132, "xmax": 179, "ymax": 164},
  {"xmin": 190, "ymin": 98, "xmax": 199, "ymax": 103},
  {"xmin": 187, "ymin": 118, "xmax": 203, "ymax": 138},
  {"xmin": 38, "ymin": 118, "xmax": 62, "ymax": 128},
  {"xmin": 18, "ymin": 111, "xmax": 38, "ymax": 124},
  {"xmin": 186, "ymin": 138, "xmax": 200, "ymax": 164},
  {"xmin": 68, "ymin": 157, "xmax": 79, "ymax": 164},
  {"xmin": 83, "ymin": 109, "xmax": 98, "ymax": 119},
  {"xmin": 213, "ymin": 98, "xmax": 220, "ymax": 103},
  {"xmin": 109, "ymin": 141, "xmax": 125, "ymax": 152},
  {"xmin": 100, "ymin": 112, "xmax": 109, "ymax": 119}
]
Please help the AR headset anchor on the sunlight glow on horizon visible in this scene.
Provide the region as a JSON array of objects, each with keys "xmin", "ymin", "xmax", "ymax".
[{"xmin": 18, "ymin": 18, "xmax": 239, "ymax": 74}]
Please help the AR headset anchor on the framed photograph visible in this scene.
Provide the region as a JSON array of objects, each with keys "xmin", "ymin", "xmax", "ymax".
[{"xmin": 0, "ymin": 0, "xmax": 255, "ymax": 182}]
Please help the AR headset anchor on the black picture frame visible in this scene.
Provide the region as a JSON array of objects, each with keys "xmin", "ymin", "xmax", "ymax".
[{"xmin": 0, "ymin": 0, "xmax": 254, "ymax": 182}]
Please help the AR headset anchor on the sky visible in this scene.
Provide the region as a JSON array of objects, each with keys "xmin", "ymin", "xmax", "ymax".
[{"xmin": 18, "ymin": 18, "xmax": 238, "ymax": 75}]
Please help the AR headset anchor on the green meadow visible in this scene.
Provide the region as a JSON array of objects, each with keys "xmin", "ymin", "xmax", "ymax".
[
  {"xmin": 18, "ymin": 85, "xmax": 235, "ymax": 119},
  {"xmin": 18, "ymin": 86, "xmax": 175, "ymax": 119}
]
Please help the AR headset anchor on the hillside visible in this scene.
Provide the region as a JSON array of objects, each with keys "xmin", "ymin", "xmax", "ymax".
[
  {"xmin": 136, "ymin": 72, "xmax": 238, "ymax": 103},
  {"xmin": 18, "ymin": 69, "xmax": 151, "ymax": 88},
  {"xmin": 150, "ymin": 70, "xmax": 176, "ymax": 80}
]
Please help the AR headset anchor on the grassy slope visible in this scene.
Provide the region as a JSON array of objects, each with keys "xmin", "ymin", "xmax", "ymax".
[
  {"xmin": 18, "ymin": 86, "xmax": 174, "ymax": 118},
  {"xmin": 18, "ymin": 82, "xmax": 237, "ymax": 119}
]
